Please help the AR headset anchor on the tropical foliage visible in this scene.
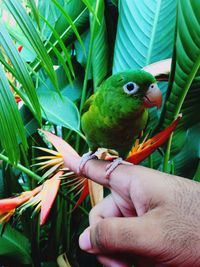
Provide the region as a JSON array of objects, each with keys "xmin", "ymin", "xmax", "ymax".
[{"xmin": 0, "ymin": 0, "xmax": 199, "ymax": 266}]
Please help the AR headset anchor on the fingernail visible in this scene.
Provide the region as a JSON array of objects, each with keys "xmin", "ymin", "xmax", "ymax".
[{"xmin": 79, "ymin": 228, "xmax": 92, "ymax": 251}]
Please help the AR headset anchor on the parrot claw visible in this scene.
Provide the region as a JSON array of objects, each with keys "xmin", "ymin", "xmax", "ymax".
[
  {"xmin": 105, "ymin": 157, "xmax": 133, "ymax": 179},
  {"xmin": 77, "ymin": 151, "xmax": 98, "ymax": 175}
]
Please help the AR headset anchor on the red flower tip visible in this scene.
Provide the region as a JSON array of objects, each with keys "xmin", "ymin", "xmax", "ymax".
[
  {"xmin": 126, "ymin": 115, "xmax": 182, "ymax": 164},
  {"xmin": 0, "ymin": 186, "xmax": 42, "ymax": 223}
]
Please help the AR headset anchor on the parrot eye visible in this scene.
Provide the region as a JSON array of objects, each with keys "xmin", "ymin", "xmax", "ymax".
[
  {"xmin": 148, "ymin": 83, "xmax": 157, "ymax": 90},
  {"xmin": 123, "ymin": 82, "xmax": 139, "ymax": 95}
]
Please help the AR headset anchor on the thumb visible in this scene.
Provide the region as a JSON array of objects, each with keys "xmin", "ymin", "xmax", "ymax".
[{"xmin": 79, "ymin": 212, "xmax": 163, "ymax": 257}]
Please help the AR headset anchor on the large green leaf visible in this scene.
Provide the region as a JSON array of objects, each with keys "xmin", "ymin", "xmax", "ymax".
[
  {"xmin": 113, "ymin": 0, "xmax": 177, "ymax": 73},
  {"xmin": 160, "ymin": 1, "xmax": 200, "ymax": 127},
  {"xmin": 90, "ymin": 0, "xmax": 109, "ymax": 90},
  {"xmin": 79, "ymin": 0, "xmax": 109, "ymax": 112},
  {"xmin": 0, "ymin": 224, "xmax": 31, "ymax": 264},
  {"xmin": 37, "ymin": 65, "xmax": 82, "ymax": 101},
  {"xmin": 0, "ymin": 22, "xmax": 41, "ymax": 122},
  {"xmin": 75, "ymin": 30, "xmax": 91, "ymax": 71},
  {"xmin": 38, "ymin": 91, "xmax": 81, "ymax": 134},
  {"xmin": 50, "ymin": 0, "xmax": 88, "ymax": 46},
  {"xmin": 157, "ymin": 0, "xmax": 200, "ymax": 177},
  {"xmin": 75, "ymin": 1, "xmax": 109, "ymax": 90},
  {"xmin": 173, "ymin": 123, "xmax": 200, "ymax": 178},
  {"xmin": 8, "ymin": 27, "xmax": 37, "ymax": 62},
  {"xmin": 29, "ymin": 0, "xmax": 41, "ymax": 31},
  {"xmin": 37, "ymin": 0, "xmax": 64, "ymax": 39},
  {"xmin": 31, "ymin": 0, "xmax": 89, "ymax": 74},
  {"xmin": 0, "ymin": 65, "xmax": 27, "ymax": 164},
  {"xmin": 3, "ymin": 0, "xmax": 58, "ymax": 91},
  {"xmin": 40, "ymin": 14, "xmax": 75, "ymax": 85},
  {"xmin": 51, "ymin": 0, "xmax": 85, "ymax": 51}
]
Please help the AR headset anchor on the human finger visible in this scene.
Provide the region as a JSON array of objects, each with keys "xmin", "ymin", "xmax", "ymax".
[
  {"xmin": 79, "ymin": 211, "xmax": 163, "ymax": 256},
  {"xmin": 82, "ymin": 160, "xmax": 174, "ymax": 209},
  {"xmin": 89, "ymin": 194, "xmax": 123, "ymax": 225},
  {"xmin": 89, "ymin": 192, "xmax": 137, "ymax": 226}
]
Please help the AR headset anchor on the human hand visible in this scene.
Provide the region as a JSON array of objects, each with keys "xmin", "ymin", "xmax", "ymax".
[{"xmin": 64, "ymin": 156, "xmax": 200, "ymax": 267}]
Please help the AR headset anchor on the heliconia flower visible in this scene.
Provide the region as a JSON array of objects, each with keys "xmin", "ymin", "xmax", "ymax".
[
  {"xmin": 37, "ymin": 130, "xmax": 90, "ymax": 209},
  {"xmin": 0, "ymin": 186, "xmax": 42, "ymax": 223},
  {"xmin": 32, "ymin": 146, "xmax": 64, "ymax": 180},
  {"xmin": 15, "ymin": 173, "xmax": 61, "ymax": 225},
  {"xmin": 126, "ymin": 115, "xmax": 182, "ymax": 164},
  {"xmin": 0, "ymin": 171, "xmax": 62, "ymax": 225},
  {"xmin": 40, "ymin": 171, "xmax": 62, "ymax": 224}
]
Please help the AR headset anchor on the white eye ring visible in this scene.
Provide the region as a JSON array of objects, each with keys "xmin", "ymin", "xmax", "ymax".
[
  {"xmin": 123, "ymin": 82, "xmax": 139, "ymax": 95},
  {"xmin": 148, "ymin": 83, "xmax": 157, "ymax": 91}
]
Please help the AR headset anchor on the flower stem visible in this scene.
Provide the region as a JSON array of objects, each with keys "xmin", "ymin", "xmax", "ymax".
[
  {"xmin": 162, "ymin": 133, "xmax": 173, "ymax": 173},
  {"xmin": 0, "ymin": 153, "xmax": 42, "ymax": 182},
  {"xmin": 76, "ymin": 2, "xmax": 100, "ymax": 153}
]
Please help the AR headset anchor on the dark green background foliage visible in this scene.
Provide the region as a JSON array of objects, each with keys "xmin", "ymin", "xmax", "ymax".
[{"xmin": 0, "ymin": 0, "xmax": 199, "ymax": 266}]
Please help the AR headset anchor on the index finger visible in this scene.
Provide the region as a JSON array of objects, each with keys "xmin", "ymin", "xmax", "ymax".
[
  {"xmin": 63, "ymin": 152, "xmax": 134, "ymax": 190},
  {"xmin": 82, "ymin": 159, "xmax": 136, "ymax": 191}
]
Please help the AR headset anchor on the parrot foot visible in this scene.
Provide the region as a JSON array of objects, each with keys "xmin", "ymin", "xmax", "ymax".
[
  {"xmin": 105, "ymin": 158, "xmax": 133, "ymax": 179},
  {"xmin": 77, "ymin": 151, "xmax": 98, "ymax": 175}
]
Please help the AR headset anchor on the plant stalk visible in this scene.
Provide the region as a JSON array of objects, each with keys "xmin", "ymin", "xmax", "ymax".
[
  {"xmin": 0, "ymin": 153, "xmax": 42, "ymax": 182},
  {"xmin": 162, "ymin": 133, "xmax": 173, "ymax": 173},
  {"xmin": 76, "ymin": 1, "xmax": 100, "ymax": 152}
]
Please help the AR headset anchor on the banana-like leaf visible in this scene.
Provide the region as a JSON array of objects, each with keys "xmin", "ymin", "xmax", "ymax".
[
  {"xmin": 38, "ymin": 91, "xmax": 81, "ymax": 135},
  {"xmin": 28, "ymin": 0, "xmax": 41, "ymax": 30},
  {"xmin": 51, "ymin": 0, "xmax": 88, "ymax": 45},
  {"xmin": 37, "ymin": 65, "xmax": 82, "ymax": 102},
  {"xmin": 160, "ymin": 1, "xmax": 200, "ymax": 127},
  {"xmin": 3, "ymin": 0, "xmax": 58, "ymax": 92},
  {"xmin": 0, "ymin": 224, "xmax": 31, "ymax": 264},
  {"xmin": 157, "ymin": 1, "xmax": 200, "ymax": 177},
  {"xmin": 0, "ymin": 22, "xmax": 41, "ymax": 122},
  {"xmin": 38, "ymin": 0, "xmax": 64, "ymax": 39},
  {"xmin": 0, "ymin": 65, "xmax": 27, "ymax": 164},
  {"xmin": 51, "ymin": 0, "xmax": 85, "ymax": 51},
  {"xmin": 172, "ymin": 123, "xmax": 200, "ymax": 178},
  {"xmin": 79, "ymin": 0, "xmax": 109, "ymax": 111},
  {"xmin": 90, "ymin": 0, "xmax": 109, "ymax": 90},
  {"xmin": 113, "ymin": 0, "xmax": 177, "ymax": 73},
  {"xmin": 31, "ymin": 0, "xmax": 89, "ymax": 73},
  {"xmin": 40, "ymin": 14, "xmax": 74, "ymax": 79},
  {"xmin": 8, "ymin": 28, "xmax": 37, "ymax": 62}
]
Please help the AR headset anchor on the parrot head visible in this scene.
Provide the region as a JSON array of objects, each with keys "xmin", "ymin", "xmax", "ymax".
[{"xmin": 107, "ymin": 70, "xmax": 162, "ymax": 110}]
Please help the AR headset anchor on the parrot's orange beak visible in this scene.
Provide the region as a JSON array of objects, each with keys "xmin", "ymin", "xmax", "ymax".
[{"xmin": 143, "ymin": 83, "xmax": 162, "ymax": 109}]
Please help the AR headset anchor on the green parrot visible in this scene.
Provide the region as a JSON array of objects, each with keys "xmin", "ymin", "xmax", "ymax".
[{"xmin": 79, "ymin": 69, "xmax": 162, "ymax": 176}]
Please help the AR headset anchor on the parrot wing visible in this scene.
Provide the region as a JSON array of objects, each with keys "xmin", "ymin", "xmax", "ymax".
[{"xmin": 82, "ymin": 94, "xmax": 96, "ymax": 114}]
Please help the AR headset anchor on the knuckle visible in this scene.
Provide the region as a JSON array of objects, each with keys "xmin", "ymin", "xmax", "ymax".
[{"xmin": 91, "ymin": 219, "xmax": 112, "ymax": 251}]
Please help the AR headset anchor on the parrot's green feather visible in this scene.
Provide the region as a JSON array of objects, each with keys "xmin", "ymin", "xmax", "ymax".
[
  {"xmin": 81, "ymin": 70, "xmax": 157, "ymax": 158},
  {"xmin": 82, "ymin": 94, "xmax": 96, "ymax": 114}
]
